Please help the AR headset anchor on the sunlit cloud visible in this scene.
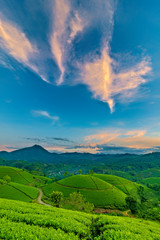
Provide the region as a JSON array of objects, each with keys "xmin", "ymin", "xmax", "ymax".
[
  {"xmin": 81, "ymin": 46, "xmax": 151, "ymax": 112},
  {"xmin": 82, "ymin": 128, "xmax": 160, "ymax": 151},
  {"xmin": 46, "ymin": 145, "xmax": 100, "ymax": 154},
  {"xmin": 50, "ymin": 0, "xmax": 70, "ymax": 85},
  {"xmin": 0, "ymin": 145, "xmax": 18, "ymax": 152},
  {"xmin": 32, "ymin": 110, "xmax": 59, "ymax": 124},
  {"xmin": 0, "ymin": 0, "xmax": 153, "ymax": 112},
  {"xmin": 68, "ymin": 11, "xmax": 85, "ymax": 43},
  {"xmin": 84, "ymin": 132, "xmax": 120, "ymax": 147},
  {"xmin": 50, "ymin": 0, "xmax": 86, "ymax": 85},
  {"xmin": 0, "ymin": 17, "xmax": 36, "ymax": 63}
]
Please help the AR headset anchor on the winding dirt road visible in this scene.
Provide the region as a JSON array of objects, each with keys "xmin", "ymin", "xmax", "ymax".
[{"xmin": 37, "ymin": 189, "xmax": 51, "ymax": 207}]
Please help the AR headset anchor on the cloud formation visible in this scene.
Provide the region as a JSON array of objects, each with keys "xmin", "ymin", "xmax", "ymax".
[
  {"xmin": 0, "ymin": 0, "xmax": 152, "ymax": 111},
  {"xmin": 81, "ymin": 46, "xmax": 151, "ymax": 112},
  {"xmin": 32, "ymin": 110, "xmax": 59, "ymax": 124},
  {"xmin": 0, "ymin": 17, "xmax": 36, "ymax": 63},
  {"xmin": 50, "ymin": 0, "xmax": 85, "ymax": 85},
  {"xmin": 0, "ymin": 15, "xmax": 50, "ymax": 83}
]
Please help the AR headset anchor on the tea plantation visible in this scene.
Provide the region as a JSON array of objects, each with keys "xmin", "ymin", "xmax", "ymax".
[
  {"xmin": 0, "ymin": 198, "xmax": 160, "ymax": 239},
  {"xmin": 42, "ymin": 175, "xmax": 142, "ymax": 208}
]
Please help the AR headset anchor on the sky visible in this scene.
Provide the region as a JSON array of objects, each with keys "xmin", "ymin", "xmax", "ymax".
[{"xmin": 0, "ymin": 0, "xmax": 160, "ymax": 154}]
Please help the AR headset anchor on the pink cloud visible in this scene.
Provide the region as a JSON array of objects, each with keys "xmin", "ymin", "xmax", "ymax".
[{"xmin": 81, "ymin": 45, "xmax": 151, "ymax": 112}]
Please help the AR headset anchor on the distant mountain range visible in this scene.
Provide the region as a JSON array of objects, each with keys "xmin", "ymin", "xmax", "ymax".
[
  {"xmin": 0, "ymin": 145, "xmax": 105, "ymax": 163},
  {"xmin": 0, "ymin": 144, "xmax": 160, "ymax": 165}
]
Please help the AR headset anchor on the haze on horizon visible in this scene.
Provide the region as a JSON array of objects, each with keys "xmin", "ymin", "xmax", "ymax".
[{"xmin": 0, "ymin": 0, "xmax": 160, "ymax": 155}]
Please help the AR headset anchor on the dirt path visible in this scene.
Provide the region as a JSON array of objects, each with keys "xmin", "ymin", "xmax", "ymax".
[{"xmin": 37, "ymin": 189, "xmax": 51, "ymax": 207}]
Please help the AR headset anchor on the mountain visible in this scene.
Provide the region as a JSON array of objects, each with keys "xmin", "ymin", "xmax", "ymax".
[
  {"xmin": 0, "ymin": 145, "xmax": 62, "ymax": 163},
  {"xmin": 1, "ymin": 145, "xmax": 160, "ymax": 167},
  {"xmin": 0, "ymin": 145, "xmax": 109, "ymax": 163}
]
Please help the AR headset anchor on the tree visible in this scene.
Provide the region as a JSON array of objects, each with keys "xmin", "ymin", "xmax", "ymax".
[
  {"xmin": 88, "ymin": 170, "xmax": 94, "ymax": 176},
  {"xmin": 3, "ymin": 175, "xmax": 11, "ymax": 183},
  {"xmin": 63, "ymin": 171, "xmax": 69, "ymax": 177},
  {"xmin": 138, "ymin": 185, "xmax": 147, "ymax": 203},
  {"xmin": 126, "ymin": 196, "xmax": 139, "ymax": 214},
  {"xmin": 49, "ymin": 191, "xmax": 64, "ymax": 207},
  {"xmin": 51, "ymin": 177, "xmax": 55, "ymax": 182},
  {"xmin": 78, "ymin": 169, "xmax": 82, "ymax": 175},
  {"xmin": 67, "ymin": 192, "xmax": 94, "ymax": 213}
]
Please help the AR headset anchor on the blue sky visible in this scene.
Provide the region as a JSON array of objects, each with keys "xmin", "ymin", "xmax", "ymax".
[{"xmin": 0, "ymin": 0, "xmax": 160, "ymax": 154}]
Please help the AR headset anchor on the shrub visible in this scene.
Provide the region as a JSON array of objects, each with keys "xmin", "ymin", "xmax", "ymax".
[{"xmin": 49, "ymin": 191, "xmax": 64, "ymax": 207}]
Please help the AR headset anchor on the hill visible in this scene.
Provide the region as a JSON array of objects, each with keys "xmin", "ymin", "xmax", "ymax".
[
  {"xmin": 43, "ymin": 175, "xmax": 132, "ymax": 208},
  {"xmin": 0, "ymin": 166, "xmax": 34, "ymax": 184},
  {"xmin": 0, "ymin": 198, "xmax": 160, "ymax": 239},
  {"xmin": 0, "ymin": 181, "xmax": 39, "ymax": 202},
  {"xmin": 141, "ymin": 177, "xmax": 160, "ymax": 185},
  {"xmin": 94, "ymin": 174, "xmax": 140, "ymax": 198}
]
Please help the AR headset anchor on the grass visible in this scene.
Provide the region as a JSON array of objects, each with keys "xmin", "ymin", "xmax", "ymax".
[
  {"xmin": 9, "ymin": 182, "xmax": 39, "ymax": 199},
  {"xmin": 43, "ymin": 175, "xmax": 127, "ymax": 208},
  {"xmin": 0, "ymin": 184, "xmax": 31, "ymax": 202},
  {"xmin": 141, "ymin": 177, "xmax": 160, "ymax": 185},
  {"xmin": 94, "ymin": 174, "xmax": 140, "ymax": 198},
  {"xmin": 58, "ymin": 175, "xmax": 113, "ymax": 189},
  {"xmin": 0, "ymin": 198, "xmax": 160, "ymax": 239},
  {"xmin": 0, "ymin": 166, "xmax": 34, "ymax": 185}
]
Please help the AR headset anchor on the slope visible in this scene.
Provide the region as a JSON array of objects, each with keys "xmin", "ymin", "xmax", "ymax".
[
  {"xmin": 0, "ymin": 198, "xmax": 160, "ymax": 239},
  {"xmin": 43, "ymin": 175, "xmax": 127, "ymax": 208}
]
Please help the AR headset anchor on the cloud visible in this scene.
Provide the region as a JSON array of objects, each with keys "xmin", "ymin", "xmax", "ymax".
[
  {"xmin": 0, "ymin": 14, "xmax": 50, "ymax": 83},
  {"xmin": 68, "ymin": 11, "xmax": 86, "ymax": 43},
  {"xmin": 48, "ymin": 137, "xmax": 72, "ymax": 142},
  {"xmin": 80, "ymin": 46, "xmax": 151, "ymax": 112},
  {"xmin": 50, "ymin": 0, "xmax": 86, "ymax": 85},
  {"xmin": 50, "ymin": 0, "xmax": 70, "ymax": 85},
  {"xmin": 82, "ymin": 128, "xmax": 160, "ymax": 152},
  {"xmin": 0, "ymin": 1, "xmax": 152, "ymax": 112},
  {"xmin": 50, "ymin": 0, "xmax": 151, "ymax": 111},
  {"xmin": 0, "ymin": 17, "xmax": 36, "ymax": 63},
  {"xmin": 32, "ymin": 110, "xmax": 59, "ymax": 124},
  {"xmin": 84, "ymin": 132, "xmax": 120, "ymax": 147}
]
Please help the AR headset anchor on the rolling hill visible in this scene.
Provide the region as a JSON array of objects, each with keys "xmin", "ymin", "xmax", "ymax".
[
  {"xmin": 0, "ymin": 166, "xmax": 34, "ymax": 184},
  {"xmin": 94, "ymin": 174, "xmax": 140, "ymax": 198},
  {"xmin": 0, "ymin": 166, "xmax": 39, "ymax": 202},
  {"xmin": 43, "ymin": 175, "xmax": 135, "ymax": 208}
]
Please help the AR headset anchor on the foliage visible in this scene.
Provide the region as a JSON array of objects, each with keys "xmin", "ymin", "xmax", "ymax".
[
  {"xmin": 0, "ymin": 198, "xmax": 160, "ymax": 239},
  {"xmin": 49, "ymin": 191, "xmax": 64, "ymax": 207},
  {"xmin": 3, "ymin": 175, "xmax": 11, "ymax": 183},
  {"xmin": 125, "ymin": 196, "xmax": 139, "ymax": 214},
  {"xmin": 66, "ymin": 192, "xmax": 94, "ymax": 213}
]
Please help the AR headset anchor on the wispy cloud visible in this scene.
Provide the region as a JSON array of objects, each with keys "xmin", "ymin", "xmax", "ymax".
[
  {"xmin": 68, "ymin": 11, "xmax": 86, "ymax": 43},
  {"xmin": 0, "ymin": 17, "xmax": 36, "ymax": 63},
  {"xmin": 50, "ymin": 0, "xmax": 70, "ymax": 85},
  {"xmin": 32, "ymin": 110, "xmax": 59, "ymax": 124},
  {"xmin": 81, "ymin": 46, "xmax": 151, "ymax": 112},
  {"xmin": 82, "ymin": 128, "xmax": 160, "ymax": 151},
  {"xmin": 50, "ymin": 0, "xmax": 86, "ymax": 85},
  {"xmin": 0, "ymin": 1, "xmax": 153, "ymax": 112},
  {"xmin": 0, "ymin": 14, "xmax": 50, "ymax": 83}
]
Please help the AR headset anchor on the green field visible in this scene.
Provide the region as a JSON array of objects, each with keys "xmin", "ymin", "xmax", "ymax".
[
  {"xmin": 0, "ymin": 166, "xmax": 34, "ymax": 184},
  {"xmin": 141, "ymin": 177, "xmax": 160, "ymax": 185},
  {"xmin": 0, "ymin": 198, "xmax": 159, "ymax": 239},
  {"xmin": 43, "ymin": 175, "xmax": 129, "ymax": 208},
  {"xmin": 0, "ymin": 181, "xmax": 39, "ymax": 202},
  {"xmin": 94, "ymin": 174, "xmax": 140, "ymax": 198}
]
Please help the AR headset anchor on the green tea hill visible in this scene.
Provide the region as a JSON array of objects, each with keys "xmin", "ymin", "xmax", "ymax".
[
  {"xmin": 0, "ymin": 166, "xmax": 34, "ymax": 184},
  {"xmin": 0, "ymin": 166, "xmax": 39, "ymax": 202},
  {"xmin": 42, "ymin": 174, "xmax": 142, "ymax": 208}
]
